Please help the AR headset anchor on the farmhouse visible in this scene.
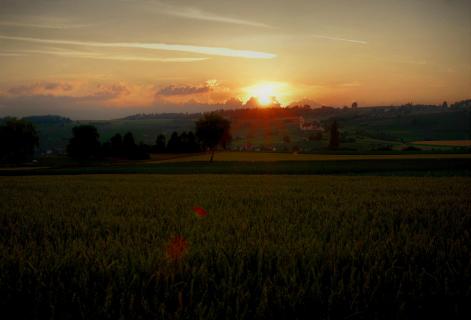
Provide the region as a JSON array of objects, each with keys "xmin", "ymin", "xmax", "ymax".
[{"xmin": 299, "ymin": 117, "xmax": 323, "ymax": 131}]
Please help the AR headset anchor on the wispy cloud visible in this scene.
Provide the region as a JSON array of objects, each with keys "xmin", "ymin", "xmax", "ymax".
[
  {"xmin": 0, "ymin": 48, "xmax": 209, "ymax": 63},
  {"xmin": 0, "ymin": 52, "xmax": 27, "ymax": 57},
  {"xmin": 310, "ymin": 34, "xmax": 367, "ymax": 45},
  {"xmin": 0, "ymin": 21, "xmax": 93, "ymax": 29},
  {"xmin": 157, "ymin": 84, "xmax": 211, "ymax": 96},
  {"xmin": 138, "ymin": 0, "xmax": 272, "ymax": 28},
  {"xmin": 0, "ymin": 35, "xmax": 276, "ymax": 59},
  {"xmin": 7, "ymin": 81, "xmax": 75, "ymax": 96},
  {"xmin": 160, "ymin": 6, "xmax": 272, "ymax": 28}
]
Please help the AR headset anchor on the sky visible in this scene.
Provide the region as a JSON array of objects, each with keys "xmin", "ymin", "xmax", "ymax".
[{"xmin": 0, "ymin": 0, "xmax": 470, "ymax": 119}]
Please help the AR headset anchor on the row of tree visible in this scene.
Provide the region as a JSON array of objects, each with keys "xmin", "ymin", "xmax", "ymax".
[
  {"xmin": 66, "ymin": 126, "xmax": 151, "ymax": 160},
  {"xmin": 1, "ymin": 113, "xmax": 340, "ymax": 163},
  {"xmin": 66, "ymin": 127, "xmax": 207, "ymax": 160},
  {"xmin": 0, "ymin": 118, "xmax": 39, "ymax": 162},
  {"xmin": 0, "ymin": 112, "xmax": 232, "ymax": 163},
  {"xmin": 158, "ymin": 132, "xmax": 201, "ymax": 153},
  {"xmin": 66, "ymin": 113, "xmax": 232, "ymax": 161}
]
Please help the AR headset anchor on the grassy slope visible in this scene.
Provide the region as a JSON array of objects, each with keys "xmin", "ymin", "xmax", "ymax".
[
  {"xmin": 2, "ymin": 153, "xmax": 471, "ymax": 176},
  {"xmin": 342, "ymin": 110, "xmax": 471, "ymax": 141},
  {"xmin": 1, "ymin": 174, "xmax": 470, "ymax": 319},
  {"xmin": 413, "ymin": 140, "xmax": 471, "ymax": 147},
  {"xmin": 152, "ymin": 151, "xmax": 471, "ymax": 162},
  {"xmin": 33, "ymin": 109, "xmax": 471, "ymax": 152},
  {"xmin": 34, "ymin": 118, "xmax": 196, "ymax": 152}
]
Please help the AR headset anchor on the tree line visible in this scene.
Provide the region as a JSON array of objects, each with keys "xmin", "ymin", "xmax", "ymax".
[
  {"xmin": 0, "ymin": 118, "xmax": 39, "ymax": 163},
  {"xmin": 66, "ymin": 127, "xmax": 204, "ymax": 160},
  {"xmin": 0, "ymin": 113, "xmax": 231, "ymax": 163}
]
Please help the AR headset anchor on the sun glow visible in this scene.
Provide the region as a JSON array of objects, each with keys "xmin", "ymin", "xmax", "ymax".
[{"xmin": 244, "ymin": 82, "xmax": 289, "ymax": 106}]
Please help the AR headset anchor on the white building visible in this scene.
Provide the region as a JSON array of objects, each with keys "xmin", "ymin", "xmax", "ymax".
[{"xmin": 299, "ymin": 117, "xmax": 323, "ymax": 131}]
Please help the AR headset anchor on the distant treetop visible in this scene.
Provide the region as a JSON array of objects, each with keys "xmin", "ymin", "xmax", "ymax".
[{"xmin": 22, "ymin": 115, "xmax": 72, "ymax": 124}]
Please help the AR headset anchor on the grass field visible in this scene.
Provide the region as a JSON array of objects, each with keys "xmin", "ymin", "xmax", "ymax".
[
  {"xmin": 1, "ymin": 174, "xmax": 470, "ymax": 319},
  {"xmin": 29, "ymin": 108, "xmax": 470, "ymax": 153},
  {"xmin": 152, "ymin": 151, "xmax": 471, "ymax": 163},
  {"xmin": 2, "ymin": 154, "xmax": 471, "ymax": 177},
  {"xmin": 413, "ymin": 140, "xmax": 471, "ymax": 147}
]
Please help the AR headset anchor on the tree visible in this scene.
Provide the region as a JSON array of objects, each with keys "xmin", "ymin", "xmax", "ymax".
[
  {"xmin": 0, "ymin": 118, "xmax": 39, "ymax": 162},
  {"xmin": 67, "ymin": 125, "xmax": 101, "ymax": 159},
  {"xmin": 195, "ymin": 112, "xmax": 231, "ymax": 162},
  {"xmin": 352, "ymin": 102, "xmax": 358, "ymax": 109},
  {"xmin": 166, "ymin": 132, "xmax": 181, "ymax": 153},
  {"xmin": 110, "ymin": 133, "xmax": 123, "ymax": 156},
  {"xmin": 122, "ymin": 132, "xmax": 137, "ymax": 157},
  {"xmin": 103, "ymin": 131, "xmax": 149, "ymax": 160},
  {"xmin": 154, "ymin": 134, "xmax": 166, "ymax": 153},
  {"xmin": 186, "ymin": 132, "xmax": 201, "ymax": 152},
  {"xmin": 179, "ymin": 132, "xmax": 189, "ymax": 153},
  {"xmin": 329, "ymin": 120, "xmax": 340, "ymax": 149}
]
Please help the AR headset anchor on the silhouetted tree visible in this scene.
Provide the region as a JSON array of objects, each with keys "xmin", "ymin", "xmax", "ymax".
[
  {"xmin": 67, "ymin": 125, "xmax": 101, "ymax": 159},
  {"xmin": 154, "ymin": 134, "xmax": 166, "ymax": 153},
  {"xmin": 195, "ymin": 112, "xmax": 231, "ymax": 162},
  {"xmin": 110, "ymin": 133, "xmax": 123, "ymax": 156},
  {"xmin": 442, "ymin": 101, "xmax": 448, "ymax": 109},
  {"xmin": 175, "ymin": 131, "xmax": 200, "ymax": 153},
  {"xmin": 156, "ymin": 132, "xmax": 200, "ymax": 154},
  {"xmin": 352, "ymin": 102, "xmax": 358, "ymax": 109},
  {"xmin": 220, "ymin": 129, "xmax": 232, "ymax": 150},
  {"xmin": 132, "ymin": 142, "xmax": 151, "ymax": 160},
  {"xmin": 179, "ymin": 132, "xmax": 189, "ymax": 153},
  {"xmin": 166, "ymin": 132, "xmax": 181, "ymax": 153},
  {"xmin": 329, "ymin": 120, "xmax": 340, "ymax": 149},
  {"xmin": 0, "ymin": 118, "xmax": 39, "ymax": 162},
  {"xmin": 122, "ymin": 132, "xmax": 137, "ymax": 157},
  {"xmin": 186, "ymin": 132, "xmax": 201, "ymax": 152},
  {"xmin": 102, "ymin": 131, "xmax": 149, "ymax": 160}
]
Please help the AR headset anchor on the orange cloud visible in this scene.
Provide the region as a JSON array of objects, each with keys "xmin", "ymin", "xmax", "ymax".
[
  {"xmin": 7, "ymin": 81, "xmax": 75, "ymax": 96},
  {"xmin": 157, "ymin": 84, "xmax": 212, "ymax": 96}
]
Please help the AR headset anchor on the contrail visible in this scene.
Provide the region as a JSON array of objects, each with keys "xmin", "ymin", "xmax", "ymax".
[
  {"xmin": 0, "ymin": 35, "xmax": 276, "ymax": 59},
  {"xmin": 0, "ymin": 21, "xmax": 94, "ymax": 29},
  {"xmin": 164, "ymin": 7, "xmax": 272, "ymax": 28},
  {"xmin": 0, "ymin": 48, "xmax": 209, "ymax": 62},
  {"xmin": 0, "ymin": 52, "xmax": 27, "ymax": 57},
  {"xmin": 311, "ymin": 34, "xmax": 367, "ymax": 45},
  {"xmin": 151, "ymin": 1, "xmax": 273, "ymax": 28}
]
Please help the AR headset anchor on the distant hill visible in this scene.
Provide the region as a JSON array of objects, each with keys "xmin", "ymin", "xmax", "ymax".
[
  {"xmin": 6, "ymin": 101, "xmax": 469, "ymax": 154},
  {"xmin": 120, "ymin": 113, "xmax": 199, "ymax": 120},
  {"xmin": 287, "ymin": 99, "xmax": 322, "ymax": 108},
  {"xmin": 23, "ymin": 115, "xmax": 72, "ymax": 125}
]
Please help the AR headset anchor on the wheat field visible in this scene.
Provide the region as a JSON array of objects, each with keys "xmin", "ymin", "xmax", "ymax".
[{"xmin": 1, "ymin": 174, "xmax": 470, "ymax": 319}]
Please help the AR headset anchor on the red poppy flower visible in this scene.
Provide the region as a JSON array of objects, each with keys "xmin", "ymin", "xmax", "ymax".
[
  {"xmin": 192, "ymin": 206, "xmax": 208, "ymax": 218},
  {"xmin": 165, "ymin": 235, "xmax": 188, "ymax": 261}
]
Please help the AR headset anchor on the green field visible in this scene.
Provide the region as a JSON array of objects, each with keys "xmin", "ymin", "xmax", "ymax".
[
  {"xmin": 1, "ymin": 174, "xmax": 470, "ymax": 319},
  {"xmin": 25, "ymin": 107, "xmax": 471, "ymax": 153},
  {"xmin": 2, "ymin": 153, "xmax": 471, "ymax": 177},
  {"xmin": 413, "ymin": 140, "xmax": 471, "ymax": 147},
  {"xmin": 152, "ymin": 151, "xmax": 471, "ymax": 163}
]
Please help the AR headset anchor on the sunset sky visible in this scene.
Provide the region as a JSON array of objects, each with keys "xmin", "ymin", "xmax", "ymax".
[{"xmin": 0, "ymin": 0, "xmax": 470, "ymax": 119}]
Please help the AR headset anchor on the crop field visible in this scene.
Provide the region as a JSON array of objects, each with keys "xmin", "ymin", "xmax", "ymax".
[
  {"xmin": 413, "ymin": 140, "xmax": 471, "ymax": 147},
  {"xmin": 2, "ymin": 156, "xmax": 471, "ymax": 177},
  {"xmin": 1, "ymin": 174, "xmax": 470, "ymax": 319},
  {"xmin": 152, "ymin": 151, "xmax": 471, "ymax": 163}
]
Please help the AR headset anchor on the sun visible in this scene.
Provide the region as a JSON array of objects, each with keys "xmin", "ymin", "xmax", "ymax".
[
  {"xmin": 251, "ymin": 84, "xmax": 276, "ymax": 105},
  {"xmin": 245, "ymin": 82, "xmax": 285, "ymax": 106}
]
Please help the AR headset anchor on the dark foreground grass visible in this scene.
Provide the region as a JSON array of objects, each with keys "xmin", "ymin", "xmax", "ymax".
[
  {"xmin": 1, "ymin": 175, "xmax": 470, "ymax": 319},
  {"xmin": 1, "ymin": 158, "xmax": 471, "ymax": 176}
]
